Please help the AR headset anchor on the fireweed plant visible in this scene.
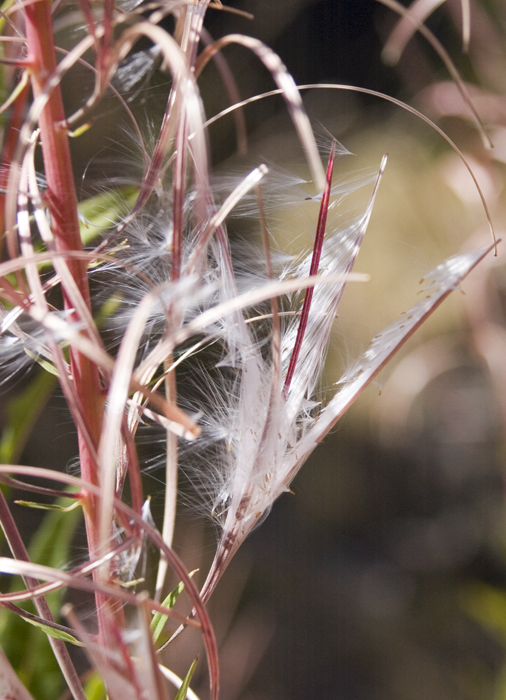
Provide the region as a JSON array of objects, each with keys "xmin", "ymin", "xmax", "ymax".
[{"xmin": 0, "ymin": 0, "xmax": 498, "ymax": 698}]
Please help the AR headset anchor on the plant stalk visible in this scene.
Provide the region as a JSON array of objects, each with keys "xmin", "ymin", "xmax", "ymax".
[{"xmin": 24, "ymin": 0, "xmax": 119, "ymax": 644}]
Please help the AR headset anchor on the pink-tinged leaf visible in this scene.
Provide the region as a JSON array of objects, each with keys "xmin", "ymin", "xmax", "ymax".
[
  {"xmin": 461, "ymin": 0, "xmax": 471, "ymax": 53},
  {"xmin": 292, "ymin": 244, "xmax": 495, "ymax": 470},
  {"xmin": 188, "ymin": 165, "xmax": 269, "ymax": 274},
  {"xmin": 200, "ymin": 26, "xmax": 247, "ymax": 154},
  {"xmin": 0, "ymin": 647, "xmax": 35, "ymax": 700},
  {"xmin": 195, "ymin": 34, "xmax": 325, "ymax": 192}
]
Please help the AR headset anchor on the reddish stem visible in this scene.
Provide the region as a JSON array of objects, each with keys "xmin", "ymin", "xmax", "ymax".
[
  {"xmin": 98, "ymin": 0, "xmax": 114, "ymax": 81},
  {"xmin": 171, "ymin": 116, "xmax": 187, "ymax": 281},
  {"xmin": 24, "ymin": 0, "xmax": 102, "ymax": 490},
  {"xmin": 283, "ymin": 140, "xmax": 336, "ymax": 396},
  {"xmin": 76, "ymin": 0, "xmax": 100, "ymax": 58},
  {"xmin": 23, "ymin": 0, "xmax": 119, "ymax": 642}
]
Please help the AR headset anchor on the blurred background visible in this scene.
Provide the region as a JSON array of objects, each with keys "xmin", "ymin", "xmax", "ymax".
[
  {"xmin": 3, "ymin": 1, "xmax": 506, "ymax": 699},
  {"xmin": 187, "ymin": 2, "xmax": 506, "ymax": 699}
]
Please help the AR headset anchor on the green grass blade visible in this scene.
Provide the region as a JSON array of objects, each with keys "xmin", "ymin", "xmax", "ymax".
[
  {"xmin": 151, "ymin": 581, "xmax": 185, "ymax": 644},
  {"xmin": 150, "ymin": 570, "xmax": 198, "ymax": 644},
  {"xmin": 174, "ymin": 658, "xmax": 198, "ymax": 700},
  {"xmin": 19, "ymin": 617, "xmax": 83, "ymax": 646}
]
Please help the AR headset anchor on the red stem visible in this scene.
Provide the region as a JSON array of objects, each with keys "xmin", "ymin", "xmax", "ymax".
[
  {"xmin": 23, "ymin": 0, "xmax": 119, "ymax": 642},
  {"xmin": 171, "ymin": 116, "xmax": 187, "ymax": 281},
  {"xmin": 283, "ymin": 140, "xmax": 336, "ymax": 396},
  {"xmin": 24, "ymin": 0, "xmax": 102, "ymax": 495}
]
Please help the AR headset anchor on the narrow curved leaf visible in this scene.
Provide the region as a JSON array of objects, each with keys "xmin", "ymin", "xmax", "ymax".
[
  {"xmin": 174, "ymin": 658, "xmax": 198, "ymax": 700},
  {"xmin": 151, "ymin": 570, "xmax": 198, "ymax": 644},
  {"xmin": 19, "ymin": 616, "xmax": 82, "ymax": 647}
]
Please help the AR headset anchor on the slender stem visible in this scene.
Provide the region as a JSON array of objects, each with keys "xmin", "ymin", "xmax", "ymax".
[
  {"xmin": 155, "ymin": 113, "xmax": 187, "ymax": 596},
  {"xmin": 155, "ymin": 357, "xmax": 179, "ymax": 601},
  {"xmin": 171, "ymin": 117, "xmax": 187, "ymax": 281},
  {"xmin": 24, "ymin": 0, "xmax": 103, "ymax": 468},
  {"xmin": 283, "ymin": 140, "xmax": 336, "ymax": 396},
  {"xmin": 23, "ymin": 0, "xmax": 116, "ymax": 643},
  {"xmin": 99, "ymin": 0, "xmax": 114, "ymax": 79}
]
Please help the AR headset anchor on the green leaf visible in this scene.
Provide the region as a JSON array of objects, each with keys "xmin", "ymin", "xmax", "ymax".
[
  {"xmin": 151, "ymin": 570, "xmax": 198, "ymax": 644},
  {"xmin": 20, "ymin": 617, "xmax": 83, "ymax": 647},
  {"xmin": 31, "ymin": 187, "xmax": 138, "ymax": 273},
  {"xmin": 174, "ymin": 658, "xmax": 198, "ymax": 700},
  {"xmin": 151, "ymin": 583, "xmax": 184, "ymax": 644},
  {"xmin": 68, "ymin": 123, "xmax": 93, "ymax": 138},
  {"xmin": 78, "ymin": 187, "xmax": 138, "ymax": 246},
  {"xmin": 23, "ymin": 350, "xmax": 59, "ymax": 377},
  {"xmin": 83, "ymin": 672, "xmax": 107, "ymax": 700}
]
